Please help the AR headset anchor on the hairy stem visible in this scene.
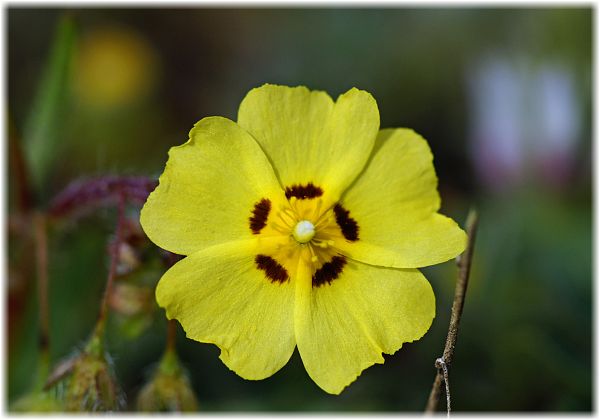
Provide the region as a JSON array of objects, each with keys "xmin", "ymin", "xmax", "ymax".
[
  {"xmin": 98, "ymin": 193, "xmax": 126, "ymax": 327},
  {"xmin": 425, "ymin": 209, "xmax": 479, "ymax": 415}
]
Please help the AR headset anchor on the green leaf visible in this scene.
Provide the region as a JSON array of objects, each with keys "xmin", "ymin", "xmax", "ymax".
[{"xmin": 23, "ymin": 15, "xmax": 76, "ymax": 195}]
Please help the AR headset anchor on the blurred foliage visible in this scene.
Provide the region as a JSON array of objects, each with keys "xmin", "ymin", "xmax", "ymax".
[
  {"xmin": 22, "ymin": 15, "xmax": 76, "ymax": 196},
  {"xmin": 7, "ymin": 7, "xmax": 591, "ymax": 412}
]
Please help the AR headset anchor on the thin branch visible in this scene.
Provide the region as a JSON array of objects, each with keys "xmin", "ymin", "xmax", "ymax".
[
  {"xmin": 425, "ymin": 209, "xmax": 479, "ymax": 415},
  {"xmin": 442, "ymin": 209, "xmax": 479, "ymax": 365},
  {"xmin": 427, "ymin": 370, "xmax": 444, "ymax": 414},
  {"xmin": 435, "ymin": 358, "xmax": 451, "ymax": 413}
]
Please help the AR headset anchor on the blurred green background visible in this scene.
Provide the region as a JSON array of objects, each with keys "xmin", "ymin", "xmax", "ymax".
[{"xmin": 7, "ymin": 8, "xmax": 592, "ymax": 412}]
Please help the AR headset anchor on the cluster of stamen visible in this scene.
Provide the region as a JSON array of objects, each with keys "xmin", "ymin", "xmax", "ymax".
[
  {"xmin": 250, "ymin": 184, "xmax": 359, "ymax": 287},
  {"xmin": 270, "ymin": 196, "xmax": 338, "ymax": 265}
]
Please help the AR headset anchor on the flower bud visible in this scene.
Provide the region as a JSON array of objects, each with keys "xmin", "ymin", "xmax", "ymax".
[
  {"xmin": 63, "ymin": 331, "xmax": 125, "ymax": 412},
  {"xmin": 136, "ymin": 349, "xmax": 198, "ymax": 412}
]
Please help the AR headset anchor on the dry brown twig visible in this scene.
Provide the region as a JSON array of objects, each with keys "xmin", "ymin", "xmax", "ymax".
[{"xmin": 425, "ymin": 209, "xmax": 479, "ymax": 416}]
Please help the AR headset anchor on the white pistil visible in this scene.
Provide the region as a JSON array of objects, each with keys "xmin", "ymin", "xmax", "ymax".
[{"xmin": 293, "ymin": 220, "xmax": 316, "ymax": 244}]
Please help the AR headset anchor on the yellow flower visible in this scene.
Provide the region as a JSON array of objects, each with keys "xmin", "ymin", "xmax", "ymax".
[{"xmin": 141, "ymin": 84, "xmax": 467, "ymax": 394}]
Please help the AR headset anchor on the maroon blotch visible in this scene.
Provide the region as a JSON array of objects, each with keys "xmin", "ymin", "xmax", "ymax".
[
  {"xmin": 249, "ymin": 198, "xmax": 271, "ymax": 234},
  {"xmin": 284, "ymin": 183, "xmax": 323, "ymax": 200},
  {"xmin": 333, "ymin": 203, "xmax": 359, "ymax": 241},
  {"xmin": 255, "ymin": 254, "xmax": 289, "ymax": 284},
  {"xmin": 312, "ymin": 255, "xmax": 347, "ymax": 287}
]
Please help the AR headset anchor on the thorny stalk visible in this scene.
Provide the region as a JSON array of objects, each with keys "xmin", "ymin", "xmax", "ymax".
[{"xmin": 425, "ymin": 209, "xmax": 479, "ymax": 416}]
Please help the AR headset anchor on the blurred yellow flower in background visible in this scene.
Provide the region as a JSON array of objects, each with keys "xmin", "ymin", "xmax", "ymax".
[
  {"xmin": 74, "ymin": 25, "xmax": 158, "ymax": 109},
  {"xmin": 141, "ymin": 84, "xmax": 466, "ymax": 394}
]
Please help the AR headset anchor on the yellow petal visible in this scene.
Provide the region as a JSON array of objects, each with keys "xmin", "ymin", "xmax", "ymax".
[
  {"xmin": 238, "ymin": 84, "xmax": 379, "ymax": 203},
  {"xmin": 336, "ymin": 128, "xmax": 467, "ymax": 268},
  {"xmin": 156, "ymin": 240, "xmax": 296, "ymax": 380},
  {"xmin": 294, "ymin": 257, "xmax": 435, "ymax": 394},
  {"xmin": 140, "ymin": 116, "xmax": 286, "ymax": 255}
]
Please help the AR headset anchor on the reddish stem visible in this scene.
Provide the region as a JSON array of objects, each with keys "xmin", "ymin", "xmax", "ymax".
[{"xmin": 98, "ymin": 193, "xmax": 126, "ymax": 325}]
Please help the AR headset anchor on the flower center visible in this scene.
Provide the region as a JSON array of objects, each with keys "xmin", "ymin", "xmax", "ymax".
[
  {"xmin": 248, "ymin": 186, "xmax": 360, "ymax": 288},
  {"xmin": 293, "ymin": 220, "xmax": 315, "ymax": 243}
]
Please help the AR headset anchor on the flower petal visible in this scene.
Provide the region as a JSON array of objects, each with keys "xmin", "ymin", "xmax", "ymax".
[
  {"xmin": 140, "ymin": 116, "xmax": 286, "ymax": 255},
  {"xmin": 336, "ymin": 128, "xmax": 467, "ymax": 268},
  {"xmin": 294, "ymin": 258, "xmax": 435, "ymax": 395},
  {"xmin": 237, "ymin": 84, "xmax": 380, "ymax": 202},
  {"xmin": 156, "ymin": 240, "xmax": 296, "ymax": 380}
]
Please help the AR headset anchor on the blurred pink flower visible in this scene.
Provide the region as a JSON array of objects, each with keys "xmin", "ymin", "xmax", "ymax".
[{"xmin": 467, "ymin": 56, "xmax": 581, "ymax": 191}]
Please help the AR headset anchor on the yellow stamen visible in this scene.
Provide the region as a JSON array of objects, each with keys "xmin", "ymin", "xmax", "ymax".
[
  {"xmin": 277, "ymin": 209, "xmax": 296, "ymax": 227},
  {"xmin": 271, "ymin": 221, "xmax": 290, "ymax": 234}
]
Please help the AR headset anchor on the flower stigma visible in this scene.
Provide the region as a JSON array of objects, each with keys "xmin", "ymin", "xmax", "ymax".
[{"xmin": 293, "ymin": 220, "xmax": 315, "ymax": 243}]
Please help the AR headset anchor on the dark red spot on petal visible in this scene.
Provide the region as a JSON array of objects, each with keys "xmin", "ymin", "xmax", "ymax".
[
  {"xmin": 249, "ymin": 198, "xmax": 271, "ymax": 234},
  {"xmin": 284, "ymin": 183, "xmax": 323, "ymax": 200},
  {"xmin": 255, "ymin": 254, "xmax": 289, "ymax": 284},
  {"xmin": 333, "ymin": 203, "xmax": 359, "ymax": 241},
  {"xmin": 312, "ymin": 256, "xmax": 347, "ymax": 287}
]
